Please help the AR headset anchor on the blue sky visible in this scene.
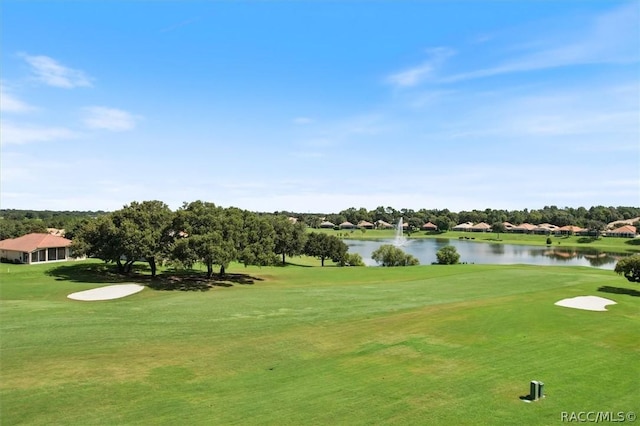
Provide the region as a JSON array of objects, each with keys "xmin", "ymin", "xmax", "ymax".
[{"xmin": 1, "ymin": 1, "xmax": 639, "ymax": 213}]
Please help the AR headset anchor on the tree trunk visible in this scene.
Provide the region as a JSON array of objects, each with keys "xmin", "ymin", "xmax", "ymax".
[
  {"xmin": 125, "ymin": 260, "xmax": 134, "ymax": 274},
  {"xmin": 282, "ymin": 253, "xmax": 286, "ymax": 265},
  {"xmin": 219, "ymin": 264, "xmax": 226, "ymax": 277},
  {"xmin": 148, "ymin": 256, "xmax": 157, "ymax": 277},
  {"xmin": 116, "ymin": 259, "xmax": 125, "ymax": 274},
  {"xmin": 206, "ymin": 262, "xmax": 213, "ymax": 279},
  {"xmin": 321, "ymin": 256, "xmax": 325, "ymax": 267}
]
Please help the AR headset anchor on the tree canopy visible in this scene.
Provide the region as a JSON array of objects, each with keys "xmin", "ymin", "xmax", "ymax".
[
  {"xmin": 72, "ymin": 201, "xmax": 172, "ymax": 276},
  {"xmin": 614, "ymin": 254, "xmax": 640, "ymax": 283},
  {"xmin": 304, "ymin": 232, "xmax": 348, "ymax": 266}
]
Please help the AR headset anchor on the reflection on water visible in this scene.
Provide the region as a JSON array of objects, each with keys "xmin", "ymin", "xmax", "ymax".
[{"xmin": 345, "ymin": 239, "xmax": 630, "ymax": 269}]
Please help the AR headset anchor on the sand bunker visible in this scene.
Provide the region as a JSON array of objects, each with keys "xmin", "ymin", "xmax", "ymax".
[
  {"xmin": 554, "ymin": 296, "xmax": 617, "ymax": 311},
  {"xmin": 68, "ymin": 284, "xmax": 144, "ymax": 301}
]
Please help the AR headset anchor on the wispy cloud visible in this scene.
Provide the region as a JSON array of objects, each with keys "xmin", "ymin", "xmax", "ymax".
[
  {"xmin": 20, "ymin": 54, "xmax": 92, "ymax": 88},
  {"xmin": 387, "ymin": 47, "xmax": 455, "ymax": 88},
  {"xmin": 0, "ymin": 84, "xmax": 35, "ymax": 113},
  {"xmin": 160, "ymin": 17, "xmax": 201, "ymax": 33},
  {"xmin": 0, "ymin": 121, "xmax": 79, "ymax": 145},
  {"xmin": 293, "ymin": 117, "xmax": 314, "ymax": 125},
  {"xmin": 83, "ymin": 106, "xmax": 139, "ymax": 131},
  {"xmin": 442, "ymin": 2, "xmax": 639, "ymax": 83}
]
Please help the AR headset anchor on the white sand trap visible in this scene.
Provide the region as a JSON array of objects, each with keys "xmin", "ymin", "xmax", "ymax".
[
  {"xmin": 68, "ymin": 284, "xmax": 144, "ymax": 301},
  {"xmin": 554, "ymin": 296, "xmax": 617, "ymax": 311}
]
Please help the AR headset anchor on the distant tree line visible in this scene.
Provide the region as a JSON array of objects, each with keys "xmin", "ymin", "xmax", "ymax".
[
  {"xmin": 2, "ymin": 204, "xmax": 638, "ymax": 243},
  {"xmin": 0, "ymin": 210, "xmax": 106, "ymax": 240},
  {"xmin": 278, "ymin": 205, "xmax": 640, "ymax": 232}
]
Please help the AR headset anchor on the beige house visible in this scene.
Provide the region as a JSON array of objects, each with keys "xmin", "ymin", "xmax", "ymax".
[
  {"xmin": 357, "ymin": 221, "xmax": 374, "ymax": 229},
  {"xmin": 606, "ymin": 225, "xmax": 637, "ymax": 238},
  {"xmin": 452, "ymin": 222, "xmax": 473, "ymax": 231},
  {"xmin": 470, "ymin": 222, "xmax": 491, "ymax": 232},
  {"xmin": 339, "ymin": 221, "xmax": 356, "ymax": 229},
  {"xmin": 422, "ymin": 222, "xmax": 438, "ymax": 231},
  {"xmin": 0, "ymin": 233, "xmax": 79, "ymax": 264},
  {"xmin": 510, "ymin": 223, "xmax": 537, "ymax": 233},
  {"xmin": 533, "ymin": 223, "xmax": 558, "ymax": 235},
  {"xmin": 554, "ymin": 225, "xmax": 585, "ymax": 236},
  {"xmin": 376, "ymin": 220, "xmax": 394, "ymax": 229}
]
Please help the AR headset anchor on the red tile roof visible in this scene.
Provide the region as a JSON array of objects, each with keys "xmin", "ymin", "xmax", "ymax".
[
  {"xmin": 557, "ymin": 225, "xmax": 584, "ymax": 232},
  {"xmin": 610, "ymin": 225, "xmax": 636, "ymax": 234},
  {"xmin": 0, "ymin": 233, "xmax": 72, "ymax": 253}
]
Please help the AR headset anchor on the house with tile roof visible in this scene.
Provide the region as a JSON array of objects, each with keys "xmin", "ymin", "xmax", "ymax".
[
  {"xmin": 319, "ymin": 221, "xmax": 336, "ymax": 229},
  {"xmin": 376, "ymin": 220, "xmax": 394, "ymax": 229},
  {"xmin": 339, "ymin": 221, "xmax": 356, "ymax": 229},
  {"xmin": 452, "ymin": 222, "xmax": 473, "ymax": 231},
  {"xmin": 509, "ymin": 223, "xmax": 537, "ymax": 233},
  {"xmin": 554, "ymin": 225, "xmax": 585, "ymax": 236},
  {"xmin": 470, "ymin": 222, "xmax": 491, "ymax": 232},
  {"xmin": 606, "ymin": 225, "xmax": 637, "ymax": 238},
  {"xmin": 0, "ymin": 233, "xmax": 81, "ymax": 264},
  {"xmin": 422, "ymin": 222, "xmax": 438, "ymax": 231}
]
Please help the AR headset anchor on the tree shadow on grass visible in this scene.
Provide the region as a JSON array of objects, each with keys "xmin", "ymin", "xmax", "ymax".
[
  {"xmin": 148, "ymin": 273, "xmax": 263, "ymax": 291},
  {"xmin": 47, "ymin": 262, "xmax": 263, "ymax": 292},
  {"xmin": 46, "ymin": 262, "xmax": 135, "ymax": 284},
  {"xmin": 597, "ymin": 286, "xmax": 640, "ymax": 297},
  {"xmin": 273, "ymin": 261, "xmax": 313, "ymax": 268}
]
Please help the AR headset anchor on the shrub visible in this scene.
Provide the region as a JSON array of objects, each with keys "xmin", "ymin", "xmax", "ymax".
[
  {"xmin": 436, "ymin": 245, "xmax": 460, "ymax": 265},
  {"xmin": 546, "ymin": 237, "xmax": 552, "ymax": 245},
  {"xmin": 371, "ymin": 244, "xmax": 419, "ymax": 267},
  {"xmin": 340, "ymin": 253, "xmax": 365, "ymax": 267}
]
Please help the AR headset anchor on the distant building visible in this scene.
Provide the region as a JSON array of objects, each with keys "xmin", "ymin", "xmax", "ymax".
[
  {"xmin": 0, "ymin": 233, "xmax": 82, "ymax": 264},
  {"xmin": 554, "ymin": 225, "xmax": 585, "ymax": 236},
  {"xmin": 510, "ymin": 223, "xmax": 537, "ymax": 233},
  {"xmin": 470, "ymin": 222, "xmax": 491, "ymax": 232},
  {"xmin": 606, "ymin": 225, "xmax": 637, "ymax": 238},
  {"xmin": 339, "ymin": 221, "xmax": 356, "ymax": 229},
  {"xmin": 319, "ymin": 221, "xmax": 336, "ymax": 229},
  {"xmin": 422, "ymin": 222, "xmax": 438, "ymax": 231},
  {"xmin": 452, "ymin": 222, "xmax": 473, "ymax": 231},
  {"xmin": 376, "ymin": 220, "xmax": 394, "ymax": 229}
]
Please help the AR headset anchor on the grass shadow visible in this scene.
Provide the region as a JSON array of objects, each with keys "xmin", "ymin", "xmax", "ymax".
[
  {"xmin": 273, "ymin": 261, "xmax": 313, "ymax": 268},
  {"xmin": 47, "ymin": 262, "xmax": 263, "ymax": 291},
  {"xmin": 46, "ymin": 262, "xmax": 135, "ymax": 284},
  {"xmin": 148, "ymin": 273, "xmax": 263, "ymax": 291},
  {"xmin": 624, "ymin": 239, "xmax": 640, "ymax": 246},
  {"xmin": 597, "ymin": 285, "xmax": 640, "ymax": 297}
]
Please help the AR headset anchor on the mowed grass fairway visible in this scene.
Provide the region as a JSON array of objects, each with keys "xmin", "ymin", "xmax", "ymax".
[{"xmin": 1, "ymin": 261, "xmax": 638, "ymax": 425}]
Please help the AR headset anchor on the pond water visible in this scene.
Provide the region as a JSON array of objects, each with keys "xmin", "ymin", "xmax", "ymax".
[{"xmin": 345, "ymin": 238, "xmax": 630, "ymax": 270}]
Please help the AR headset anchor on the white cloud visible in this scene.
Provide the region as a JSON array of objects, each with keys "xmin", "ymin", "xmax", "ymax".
[
  {"xmin": 387, "ymin": 47, "xmax": 455, "ymax": 88},
  {"xmin": 441, "ymin": 2, "xmax": 639, "ymax": 83},
  {"xmin": 293, "ymin": 117, "xmax": 314, "ymax": 125},
  {"xmin": 0, "ymin": 84, "xmax": 35, "ymax": 113},
  {"xmin": 0, "ymin": 121, "xmax": 79, "ymax": 145},
  {"xmin": 20, "ymin": 54, "xmax": 92, "ymax": 88},
  {"xmin": 83, "ymin": 106, "xmax": 139, "ymax": 131}
]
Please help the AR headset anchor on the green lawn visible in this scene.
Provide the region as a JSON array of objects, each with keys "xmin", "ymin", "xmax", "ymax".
[
  {"xmin": 315, "ymin": 228, "xmax": 640, "ymax": 253},
  {"xmin": 1, "ymin": 260, "xmax": 638, "ymax": 425}
]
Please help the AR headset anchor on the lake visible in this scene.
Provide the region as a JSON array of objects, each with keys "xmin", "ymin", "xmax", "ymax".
[{"xmin": 344, "ymin": 238, "xmax": 629, "ymax": 270}]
